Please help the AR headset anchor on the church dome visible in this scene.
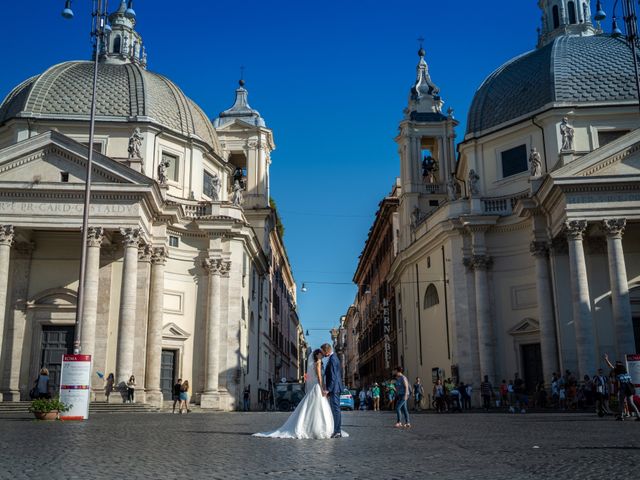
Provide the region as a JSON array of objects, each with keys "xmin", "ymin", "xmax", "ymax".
[
  {"xmin": 0, "ymin": 60, "xmax": 221, "ymax": 154},
  {"xmin": 466, "ymin": 35, "xmax": 639, "ymax": 137}
]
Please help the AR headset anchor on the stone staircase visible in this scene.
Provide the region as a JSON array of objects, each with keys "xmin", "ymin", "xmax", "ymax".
[{"xmin": 0, "ymin": 401, "xmax": 159, "ymax": 416}]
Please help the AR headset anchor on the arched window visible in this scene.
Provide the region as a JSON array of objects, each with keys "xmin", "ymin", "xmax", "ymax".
[
  {"xmin": 552, "ymin": 5, "xmax": 560, "ymax": 28},
  {"xmin": 423, "ymin": 284, "xmax": 439, "ymax": 309},
  {"xmin": 568, "ymin": 1, "xmax": 577, "ymax": 24},
  {"xmin": 113, "ymin": 35, "xmax": 121, "ymax": 54}
]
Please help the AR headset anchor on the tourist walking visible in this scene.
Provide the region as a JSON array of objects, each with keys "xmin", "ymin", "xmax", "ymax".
[
  {"xmin": 499, "ymin": 380, "xmax": 508, "ymax": 408},
  {"xmin": 594, "ymin": 369, "xmax": 610, "ymax": 417},
  {"xmin": 104, "ymin": 373, "xmax": 115, "ymax": 402},
  {"xmin": 372, "ymin": 383, "xmax": 380, "ymax": 411},
  {"xmin": 550, "ymin": 373, "xmax": 560, "ymax": 408},
  {"xmin": 464, "ymin": 383, "xmax": 473, "ymax": 409},
  {"xmin": 179, "ymin": 380, "xmax": 191, "ymax": 414},
  {"xmin": 604, "ymin": 353, "xmax": 640, "ymax": 421},
  {"xmin": 433, "ymin": 379, "xmax": 446, "ymax": 413},
  {"xmin": 513, "ymin": 373, "xmax": 526, "ymax": 413},
  {"xmin": 126, "ymin": 375, "xmax": 136, "ymax": 403},
  {"xmin": 36, "ymin": 368, "xmax": 50, "ymax": 399},
  {"xmin": 387, "ymin": 380, "xmax": 397, "ymax": 410},
  {"xmin": 359, "ymin": 388, "xmax": 367, "ymax": 410},
  {"xmin": 413, "ymin": 377, "xmax": 424, "ymax": 411},
  {"xmin": 394, "ymin": 367, "xmax": 411, "ymax": 428},
  {"xmin": 480, "ymin": 375, "xmax": 492, "ymax": 411},
  {"xmin": 243, "ymin": 385, "xmax": 251, "ymax": 411},
  {"xmin": 172, "ymin": 379, "xmax": 182, "ymax": 413}
]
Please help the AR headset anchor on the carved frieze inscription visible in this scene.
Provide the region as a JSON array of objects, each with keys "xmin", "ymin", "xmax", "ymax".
[
  {"xmin": 566, "ymin": 193, "xmax": 640, "ymax": 205},
  {"xmin": 0, "ymin": 201, "xmax": 137, "ymax": 216}
]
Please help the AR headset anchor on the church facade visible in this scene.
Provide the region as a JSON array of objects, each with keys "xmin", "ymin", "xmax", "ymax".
[
  {"xmin": 0, "ymin": 2, "xmax": 304, "ymax": 409},
  {"xmin": 386, "ymin": 0, "xmax": 640, "ymax": 394}
]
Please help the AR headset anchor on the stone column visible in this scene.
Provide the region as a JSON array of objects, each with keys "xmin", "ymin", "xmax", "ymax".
[
  {"xmin": 80, "ymin": 227, "xmax": 104, "ymax": 360},
  {"xmin": 471, "ymin": 254, "xmax": 494, "ymax": 382},
  {"xmin": 145, "ymin": 247, "xmax": 167, "ymax": 407},
  {"xmin": 116, "ymin": 228, "xmax": 141, "ymax": 385},
  {"xmin": 602, "ymin": 218, "xmax": 634, "ymax": 358},
  {"xmin": 200, "ymin": 257, "xmax": 225, "ymax": 409},
  {"xmin": 565, "ymin": 220, "xmax": 595, "ymax": 377},
  {"xmin": 0, "ymin": 225, "xmax": 14, "ymax": 400},
  {"xmin": 530, "ymin": 241, "xmax": 559, "ymax": 383}
]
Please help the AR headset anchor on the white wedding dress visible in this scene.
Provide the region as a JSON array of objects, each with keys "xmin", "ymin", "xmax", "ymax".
[{"xmin": 253, "ymin": 356, "xmax": 348, "ymax": 439}]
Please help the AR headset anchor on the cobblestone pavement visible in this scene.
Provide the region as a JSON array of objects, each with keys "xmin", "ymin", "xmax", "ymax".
[{"xmin": 1, "ymin": 410, "xmax": 639, "ymax": 479}]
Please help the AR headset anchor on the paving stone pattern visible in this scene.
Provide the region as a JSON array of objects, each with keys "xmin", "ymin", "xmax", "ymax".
[{"xmin": 0, "ymin": 411, "xmax": 638, "ymax": 479}]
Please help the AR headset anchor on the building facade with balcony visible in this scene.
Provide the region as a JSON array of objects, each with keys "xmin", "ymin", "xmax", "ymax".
[
  {"xmin": 0, "ymin": 2, "xmax": 303, "ymax": 411},
  {"xmin": 350, "ymin": 185, "xmax": 400, "ymax": 389},
  {"xmin": 389, "ymin": 1, "xmax": 640, "ymax": 397}
]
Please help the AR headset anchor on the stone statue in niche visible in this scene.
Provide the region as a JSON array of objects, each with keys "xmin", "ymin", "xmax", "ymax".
[
  {"xmin": 560, "ymin": 117, "xmax": 575, "ymax": 151},
  {"xmin": 231, "ymin": 180, "xmax": 244, "ymax": 207},
  {"xmin": 157, "ymin": 158, "xmax": 170, "ymax": 185},
  {"xmin": 529, "ymin": 147, "xmax": 542, "ymax": 178},
  {"xmin": 446, "ymin": 175, "xmax": 458, "ymax": 201},
  {"xmin": 210, "ymin": 172, "xmax": 222, "ymax": 201},
  {"xmin": 468, "ymin": 169, "xmax": 480, "ymax": 196},
  {"xmin": 127, "ymin": 127, "xmax": 143, "ymax": 159}
]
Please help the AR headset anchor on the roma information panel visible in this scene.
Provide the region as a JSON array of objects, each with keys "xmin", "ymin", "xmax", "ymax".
[{"xmin": 59, "ymin": 354, "xmax": 92, "ymax": 420}]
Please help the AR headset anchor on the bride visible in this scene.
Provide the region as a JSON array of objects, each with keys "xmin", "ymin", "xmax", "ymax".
[{"xmin": 253, "ymin": 349, "xmax": 348, "ymax": 439}]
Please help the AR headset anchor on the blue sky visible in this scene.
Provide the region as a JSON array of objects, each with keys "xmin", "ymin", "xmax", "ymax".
[{"xmin": 1, "ymin": 0, "xmax": 555, "ymax": 347}]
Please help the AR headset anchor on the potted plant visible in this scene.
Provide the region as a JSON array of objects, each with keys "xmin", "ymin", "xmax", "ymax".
[{"xmin": 28, "ymin": 397, "xmax": 71, "ymax": 420}]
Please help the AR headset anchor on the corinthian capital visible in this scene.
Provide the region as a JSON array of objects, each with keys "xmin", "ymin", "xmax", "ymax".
[
  {"xmin": 86, "ymin": 227, "xmax": 104, "ymax": 248},
  {"xmin": 530, "ymin": 241, "xmax": 549, "ymax": 258},
  {"xmin": 138, "ymin": 243, "xmax": 152, "ymax": 262},
  {"xmin": 602, "ymin": 218, "xmax": 626, "ymax": 238},
  {"xmin": 471, "ymin": 255, "xmax": 493, "ymax": 271},
  {"xmin": 120, "ymin": 227, "xmax": 141, "ymax": 248},
  {"xmin": 0, "ymin": 225, "xmax": 14, "ymax": 246},
  {"xmin": 220, "ymin": 260, "xmax": 232, "ymax": 277},
  {"xmin": 564, "ymin": 220, "xmax": 587, "ymax": 241},
  {"xmin": 151, "ymin": 247, "xmax": 168, "ymax": 265},
  {"xmin": 203, "ymin": 257, "xmax": 224, "ymax": 276}
]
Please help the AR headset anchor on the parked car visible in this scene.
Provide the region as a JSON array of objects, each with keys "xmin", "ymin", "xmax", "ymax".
[
  {"xmin": 275, "ymin": 382, "xmax": 305, "ymax": 411},
  {"xmin": 340, "ymin": 388, "xmax": 354, "ymax": 410}
]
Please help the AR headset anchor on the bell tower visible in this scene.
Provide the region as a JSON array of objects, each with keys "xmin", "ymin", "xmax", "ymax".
[
  {"xmin": 537, "ymin": 0, "xmax": 598, "ymax": 47},
  {"xmin": 396, "ymin": 45, "xmax": 458, "ymax": 250}
]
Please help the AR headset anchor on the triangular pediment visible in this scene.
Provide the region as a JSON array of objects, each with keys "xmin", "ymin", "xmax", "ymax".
[
  {"xmin": 552, "ymin": 129, "xmax": 640, "ymax": 178},
  {"xmin": 162, "ymin": 322, "xmax": 191, "ymax": 341},
  {"xmin": 0, "ymin": 130, "xmax": 152, "ymax": 185},
  {"xmin": 508, "ymin": 318, "xmax": 540, "ymax": 336}
]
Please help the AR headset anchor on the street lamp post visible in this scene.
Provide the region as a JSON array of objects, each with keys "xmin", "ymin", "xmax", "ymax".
[{"xmin": 61, "ymin": 0, "xmax": 133, "ymax": 353}]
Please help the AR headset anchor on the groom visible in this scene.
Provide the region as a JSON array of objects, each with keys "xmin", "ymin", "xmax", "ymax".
[{"xmin": 321, "ymin": 343, "xmax": 343, "ymax": 438}]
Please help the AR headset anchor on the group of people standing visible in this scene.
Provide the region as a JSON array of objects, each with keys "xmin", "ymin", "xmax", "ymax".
[
  {"xmin": 104, "ymin": 373, "xmax": 137, "ymax": 403},
  {"xmin": 356, "ymin": 375, "xmax": 425, "ymax": 413}
]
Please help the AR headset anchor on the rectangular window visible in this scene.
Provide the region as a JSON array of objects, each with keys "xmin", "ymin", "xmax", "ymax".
[
  {"xmin": 598, "ymin": 130, "xmax": 630, "ymax": 147},
  {"xmin": 168, "ymin": 235, "xmax": 179, "ymax": 247},
  {"xmin": 203, "ymin": 170, "xmax": 214, "ymax": 198},
  {"xmin": 60, "ymin": 172, "xmax": 69, "ymax": 183},
  {"xmin": 162, "ymin": 152, "xmax": 179, "ymax": 182},
  {"xmin": 501, "ymin": 144, "xmax": 528, "ymax": 178}
]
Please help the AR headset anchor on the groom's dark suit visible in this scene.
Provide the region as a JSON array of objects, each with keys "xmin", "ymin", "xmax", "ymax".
[{"xmin": 325, "ymin": 353, "xmax": 343, "ymax": 435}]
